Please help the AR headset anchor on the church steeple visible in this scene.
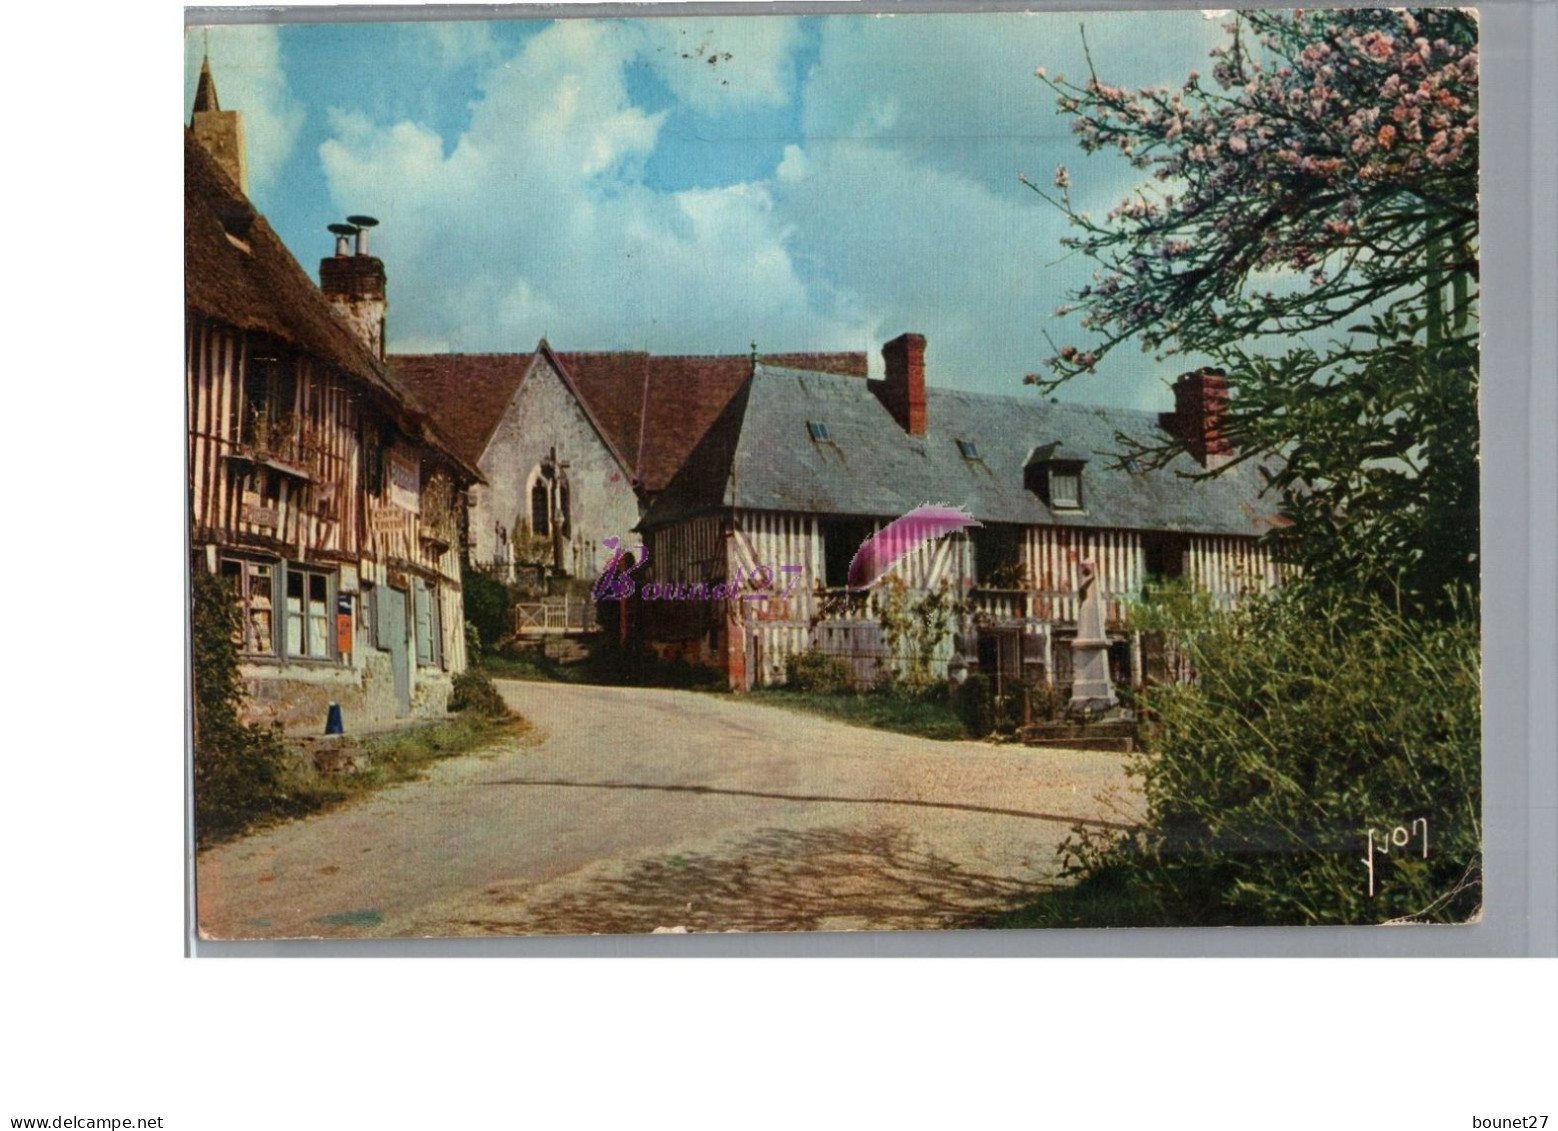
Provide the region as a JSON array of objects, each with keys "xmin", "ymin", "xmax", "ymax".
[
  {"xmin": 191, "ymin": 55, "xmax": 221, "ymax": 115},
  {"xmin": 189, "ymin": 51, "xmax": 247, "ymax": 195}
]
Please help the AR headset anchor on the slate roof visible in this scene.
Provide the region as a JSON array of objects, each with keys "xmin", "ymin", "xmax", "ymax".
[
  {"xmin": 640, "ymin": 364, "xmax": 1284, "ymax": 538},
  {"xmin": 185, "ymin": 130, "xmax": 479, "ymax": 483},
  {"xmin": 389, "ymin": 349, "xmax": 867, "ymax": 493}
]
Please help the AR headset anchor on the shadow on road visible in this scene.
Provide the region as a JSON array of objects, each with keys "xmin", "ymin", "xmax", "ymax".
[
  {"xmin": 463, "ymin": 824, "xmax": 1066, "ymax": 936},
  {"xmin": 484, "ymin": 776, "xmax": 1135, "ymax": 831}
]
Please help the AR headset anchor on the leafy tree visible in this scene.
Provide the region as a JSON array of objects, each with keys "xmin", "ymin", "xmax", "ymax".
[{"xmin": 1024, "ymin": 8, "xmax": 1478, "ymax": 609}]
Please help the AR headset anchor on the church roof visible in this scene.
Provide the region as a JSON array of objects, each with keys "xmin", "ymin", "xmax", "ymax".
[{"xmin": 390, "ymin": 349, "xmax": 867, "ymax": 492}]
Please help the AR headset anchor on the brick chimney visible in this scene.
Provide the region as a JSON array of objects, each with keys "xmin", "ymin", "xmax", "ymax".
[
  {"xmin": 1161, "ymin": 368, "xmax": 1234, "ymax": 468},
  {"xmin": 320, "ymin": 218, "xmax": 387, "ymax": 361},
  {"xmin": 877, "ymin": 333, "xmax": 927, "ymax": 436}
]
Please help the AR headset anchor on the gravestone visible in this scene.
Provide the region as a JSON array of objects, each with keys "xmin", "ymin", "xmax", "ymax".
[{"xmin": 1067, "ymin": 558, "xmax": 1119, "ymax": 714}]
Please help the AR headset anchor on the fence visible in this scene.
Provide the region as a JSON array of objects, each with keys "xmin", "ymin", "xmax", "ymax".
[{"xmin": 513, "ymin": 595, "xmax": 597, "ymax": 635}]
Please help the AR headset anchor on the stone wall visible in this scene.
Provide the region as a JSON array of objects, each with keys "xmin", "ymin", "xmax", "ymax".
[
  {"xmin": 471, "ymin": 354, "xmax": 642, "ymax": 581},
  {"xmin": 239, "ymin": 656, "xmax": 451, "ymax": 735}
]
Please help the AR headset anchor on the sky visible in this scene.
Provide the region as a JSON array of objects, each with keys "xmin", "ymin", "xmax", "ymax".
[{"xmin": 184, "ymin": 11, "xmax": 1235, "ymax": 410}]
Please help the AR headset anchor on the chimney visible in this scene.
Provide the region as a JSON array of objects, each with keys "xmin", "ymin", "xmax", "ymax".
[
  {"xmin": 877, "ymin": 333, "xmax": 927, "ymax": 436},
  {"xmin": 1161, "ymin": 368, "xmax": 1234, "ymax": 469},
  {"xmin": 189, "ymin": 56, "xmax": 248, "ymax": 194},
  {"xmin": 319, "ymin": 216, "xmax": 387, "ymax": 362}
]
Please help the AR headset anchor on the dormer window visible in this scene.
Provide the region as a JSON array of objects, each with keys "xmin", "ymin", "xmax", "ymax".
[
  {"xmin": 1025, "ymin": 442, "xmax": 1087, "ymax": 511},
  {"xmin": 1050, "ymin": 468, "xmax": 1081, "ymax": 508}
]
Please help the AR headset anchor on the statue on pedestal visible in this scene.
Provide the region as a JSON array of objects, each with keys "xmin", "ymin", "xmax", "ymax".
[{"xmin": 1067, "ymin": 558, "xmax": 1118, "ymax": 715}]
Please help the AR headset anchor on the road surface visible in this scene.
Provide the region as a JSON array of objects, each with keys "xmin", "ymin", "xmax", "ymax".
[{"xmin": 196, "ymin": 680, "xmax": 1139, "ymax": 938}]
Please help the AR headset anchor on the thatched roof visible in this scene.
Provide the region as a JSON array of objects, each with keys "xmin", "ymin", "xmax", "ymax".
[{"xmin": 185, "ymin": 129, "xmax": 480, "ymax": 483}]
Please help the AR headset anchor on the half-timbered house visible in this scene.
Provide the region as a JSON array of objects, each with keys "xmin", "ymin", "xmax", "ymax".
[
  {"xmin": 186, "ymin": 73, "xmax": 481, "ymax": 732},
  {"xmin": 637, "ymin": 333, "xmax": 1287, "ymax": 692}
]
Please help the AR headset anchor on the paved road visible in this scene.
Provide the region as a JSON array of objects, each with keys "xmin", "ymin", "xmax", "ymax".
[{"xmin": 197, "ymin": 681, "xmax": 1139, "ymax": 938}]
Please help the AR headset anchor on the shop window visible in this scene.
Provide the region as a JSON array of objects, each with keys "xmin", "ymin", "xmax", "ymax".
[
  {"xmin": 285, "ymin": 567, "xmax": 333, "ymax": 660},
  {"xmin": 221, "ymin": 557, "xmax": 275, "ymax": 657}
]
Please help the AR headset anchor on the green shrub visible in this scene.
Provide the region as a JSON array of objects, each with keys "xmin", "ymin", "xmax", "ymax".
[
  {"xmin": 1029, "ymin": 679, "xmax": 1065, "ymax": 723},
  {"xmin": 787, "ymin": 649, "xmax": 853, "ymax": 694},
  {"xmin": 958, "ymin": 673, "xmax": 995, "ymax": 738},
  {"xmin": 449, "ymin": 668, "xmax": 510, "ymax": 718},
  {"xmin": 1061, "ymin": 586, "xmax": 1481, "ymax": 925},
  {"xmin": 874, "ymin": 576, "xmax": 959, "ymax": 694},
  {"xmin": 190, "ymin": 569, "xmax": 297, "ymax": 846},
  {"xmin": 462, "ymin": 568, "xmax": 512, "ymax": 650}
]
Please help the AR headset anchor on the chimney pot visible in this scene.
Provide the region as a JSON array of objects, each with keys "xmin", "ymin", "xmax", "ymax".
[{"xmin": 346, "ymin": 214, "xmax": 379, "ymax": 257}]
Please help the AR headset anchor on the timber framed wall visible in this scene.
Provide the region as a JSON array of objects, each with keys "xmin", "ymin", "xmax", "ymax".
[{"xmin": 643, "ymin": 506, "xmax": 1282, "ymax": 691}]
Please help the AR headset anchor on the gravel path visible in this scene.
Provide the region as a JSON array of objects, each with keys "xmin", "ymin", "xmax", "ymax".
[{"xmin": 196, "ymin": 680, "xmax": 1140, "ymax": 938}]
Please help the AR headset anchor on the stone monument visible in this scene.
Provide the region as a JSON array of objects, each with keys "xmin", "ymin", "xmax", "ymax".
[{"xmin": 1067, "ymin": 558, "xmax": 1119, "ymax": 715}]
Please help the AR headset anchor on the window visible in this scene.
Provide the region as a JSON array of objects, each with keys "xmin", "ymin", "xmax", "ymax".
[
  {"xmin": 285, "ymin": 567, "xmax": 333, "ymax": 660},
  {"xmin": 955, "ymin": 438, "xmax": 980, "ymax": 460},
  {"xmin": 1025, "ymin": 444, "xmax": 1087, "ymax": 511},
  {"xmin": 221, "ymin": 557, "xmax": 276, "ymax": 657},
  {"xmin": 1050, "ymin": 469, "xmax": 1082, "ymax": 509},
  {"xmin": 413, "ymin": 580, "xmax": 441, "ymax": 667},
  {"xmin": 821, "ymin": 518, "xmax": 875, "ymax": 589},
  {"xmin": 241, "ymin": 348, "xmax": 297, "ymax": 457},
  {"xmin": 806, "ymin": 420, "xmax": 831, "ymax": 442},
  {"xmin": 1143, "ymin": 533, "xmax": 1187, "ymax": 581},
  {"xmin": 971, "ymin": 524, "xmax": 1024, "ymax": 588},
  {"xmin": 530, "ymin": 477, "xmax": 550, "ymax": 538}
]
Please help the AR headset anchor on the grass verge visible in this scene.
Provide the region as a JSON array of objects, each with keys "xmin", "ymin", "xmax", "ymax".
[
  {"xmin": 199, "ymin": 712, "xmax": 526, "ymax": 849},
  {"xmin": 749, "ymin": 688, "xmax": 969, "ymax": 742},
  {"xmin": 978, "ymin": 864, "xmax": 1261, "ymax": 930}
]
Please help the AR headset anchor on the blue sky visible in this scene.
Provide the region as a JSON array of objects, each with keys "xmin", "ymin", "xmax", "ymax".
[{"xmin": 185, "ymin": 12, "xmax": 1234, "ymax": 409}]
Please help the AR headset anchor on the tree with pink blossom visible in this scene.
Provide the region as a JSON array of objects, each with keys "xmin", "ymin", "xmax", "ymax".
[{"xmin": 1025, "ymin": 8, "xmax": 1478, "ymax": 609}]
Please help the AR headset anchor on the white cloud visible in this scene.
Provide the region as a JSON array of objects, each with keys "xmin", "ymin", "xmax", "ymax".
[
  {"xmin": 184, "ymin": 25, "xmax": 304, "ymax": 203},
  {"xmin": 776, "ymin": 144, "xmax": 809, "ymax": 183},
  {"xmin": 317, "ymin": 19, "xmax": 865, "ymax": 358},
  {"xmin": 309, "ymin": 11, "xmax": 1234, "ymax": 410},
  {"xmin": 421, "ymin": 21, "xmax": 502, "ymax": 68}
]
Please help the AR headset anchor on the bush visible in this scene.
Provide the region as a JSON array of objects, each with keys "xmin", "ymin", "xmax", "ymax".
[
  {"xmin": 462, "ymin": 568, "xmax": 512, "ymax": 651},
  {"xmin": 787, "ymin": 649, "xmax": 853, "ymax": 694},
  {"xmin": 958, "ymin": 673, "xmax": 995, "ymax": 738},
  {"xmin": 449, "ymin": 668, "xmax": 510, "ymax": 718},
  {"xmin": 1061, "ymin": 586, "xmax": 1481, "ymax": 925},
  {"xmin": 190, "ymin": 569, "xmax": 297, "ymax": 846}
]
